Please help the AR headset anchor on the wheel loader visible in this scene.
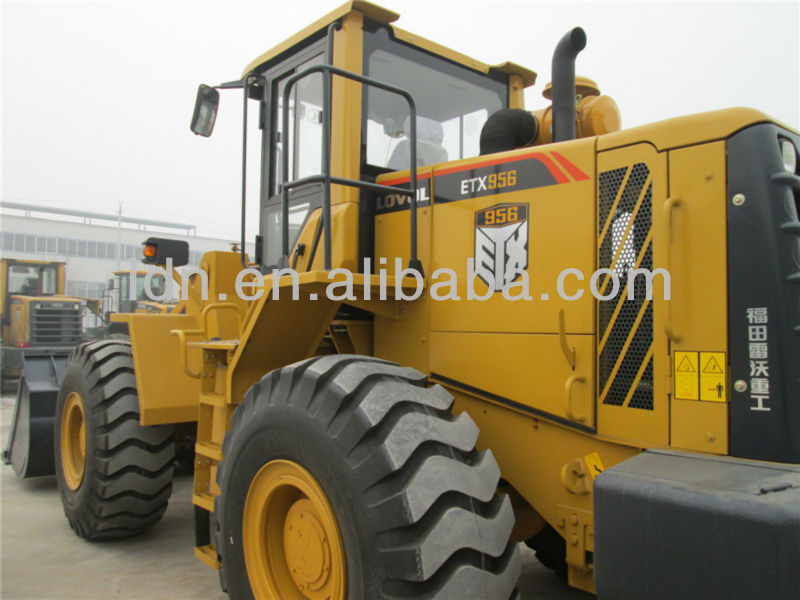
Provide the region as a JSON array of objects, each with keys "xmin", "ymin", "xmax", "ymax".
[
  {"xmin": 2, "ymin": 260, "xmax": 187, "ymax": 478},
  {"xmin": 82, "ymin": 270, "xmax": 185, "ymax": 339},
  {"xmin": 41, "ymin": 1, "xmax": 800, "ymax": 598},
  {"xmin": 1, "ymin": 259, "xmax": 83, "ymax": 378},
  {"xmin": 1, "ymin": 258, "xmax": 84, "ymax": 477}
]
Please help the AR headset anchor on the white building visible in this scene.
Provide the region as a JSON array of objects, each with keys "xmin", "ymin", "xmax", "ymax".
[{"xmin": 0, "ymin": 202, "xmax": 253, "ymax": 301}]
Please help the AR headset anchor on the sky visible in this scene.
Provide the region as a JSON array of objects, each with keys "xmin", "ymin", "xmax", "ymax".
[{"xmin": 2, "ymin": 0, "xmax": 798, "ymax": 242}]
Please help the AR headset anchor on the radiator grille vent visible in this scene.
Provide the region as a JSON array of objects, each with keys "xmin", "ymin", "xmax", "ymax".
[
  {"xmin": 30, "ymin": 304, "xmax": 82, "ymax": 346},
  {"xmin": 598, "ymin": 163, "xmax": 654, "ymax": 410}
]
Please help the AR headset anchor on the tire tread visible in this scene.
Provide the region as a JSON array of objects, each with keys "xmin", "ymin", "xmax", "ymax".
[
  {"xmin": 55, "ymin": 340, "xmax": 175, "ymax": 540},
  {"xmin": 216, "ymin": 355, "xmax": 519, "ymax": 599}
]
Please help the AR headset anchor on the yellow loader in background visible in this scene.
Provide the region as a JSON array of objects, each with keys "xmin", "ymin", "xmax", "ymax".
[
  {"xmin": 0, "ymin": 258, "xmax": 83, "ymax": 373},
  {"xmin": 1, "ymin": 258, "xmax": 83, "ymax": 477},
  {"xmin": 41, "ymin": 2, "xmax": 800, "ymax": 598},
  {"xmin": 83, "ymin": 270, "xmax": 186, "ymax": 339},
  {"xmin": 2, "ymin": 259, "xmax": 189, "ymax": 478}
]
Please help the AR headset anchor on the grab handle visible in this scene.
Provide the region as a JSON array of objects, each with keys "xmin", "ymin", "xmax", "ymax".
[
  {"xmin": 565, "ymin": 374, "xmax": 587, "ymax": 423},
  {"xmin": 663, "ymin": 196, "xmax": 682, "ymax": 343}
]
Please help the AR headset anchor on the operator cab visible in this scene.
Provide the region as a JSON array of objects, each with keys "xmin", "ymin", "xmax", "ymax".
[{"xmin": 191, "ymin": 1, "xmax": 534, "ymax": 272}]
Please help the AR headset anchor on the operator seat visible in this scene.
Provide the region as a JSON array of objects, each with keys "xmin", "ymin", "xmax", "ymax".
[
  {"xmin": 388, "ymin": 116, "xmax": 448, "ymax": 170},
  {"xmin": 21, "ymin": 278, "xmax": 39, "ymax": 296}
]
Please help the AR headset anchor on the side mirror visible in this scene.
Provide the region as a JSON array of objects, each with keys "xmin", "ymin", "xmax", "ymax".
[
  {"xmin": 107, "ymin": 278, "xmax": 115, "ymax": 289},
  {"xmin": 142, "ymin": 237, "xmax": 189, "ymax": 267},
  {"xmin": 191, "ymin": 84, "xmax": 220, "ymax": 137}
]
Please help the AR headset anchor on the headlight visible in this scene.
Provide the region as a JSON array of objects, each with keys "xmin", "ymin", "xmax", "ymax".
[
  {"xmin": 33, "ymin": 302, "xmax": 42, "ymax": 309},
  {"xmin": 781, "ymin": 139, "xmax": 797, "ymax": 173},
  {"xmin": 73, "ymin": 303, "xmax": 80, "ymax": 310}
]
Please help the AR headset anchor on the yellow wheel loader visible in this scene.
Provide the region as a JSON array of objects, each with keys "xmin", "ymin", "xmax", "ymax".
[
  {"xmin": 1, "ymin": 258, "xmax": 84, "ymax": 477},
  {"xmin": 83, "ymin": 270, "xmax": 186, "ymax": 339},
  {"xmin": 2, "ymin": 262, "xmax": 182, "ymax": 479},
  {"xmin": 106, "ymin": 270, "xmax": 181, "ymax": 316},
  {"xmin": 0, "ymin": 259, "xmax": 83, "ymax": 377},
  {"xmin": 50, "ymin": 2, "xmax": 799, "ymax": 598}
]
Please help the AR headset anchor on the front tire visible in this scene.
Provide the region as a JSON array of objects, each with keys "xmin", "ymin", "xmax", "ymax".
[
  {"xmin": 54, "ymin": 340, "xmax": 175, "ymax": 539},
  {"xmin": 217, "ymin": 355, "xmax": 520, "ymax": 599}
]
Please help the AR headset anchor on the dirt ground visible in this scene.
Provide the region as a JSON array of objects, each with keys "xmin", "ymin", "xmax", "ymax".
[{"xmin": 0, "ymin": 395, "xmax": 591, "ymax": 599}]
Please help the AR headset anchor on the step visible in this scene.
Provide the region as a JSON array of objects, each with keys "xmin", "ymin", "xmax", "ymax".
[
  {"xmin": 194, "ymin": 544, "xmax": 221, "ymax": 570},
  {"xmin": 198, "ymin": 392, "xmax": 226, "ymax": 408},
  {"xmin": 196, "ymin": 441, "xmax": 223, "ymax": 462},
  {"xmin": 193, "ymin": 492, "xmax": 215, "ymax": 512},
  {"xmin": 186, "ymin": 339, "xmax": 239, "ymax": 351}
]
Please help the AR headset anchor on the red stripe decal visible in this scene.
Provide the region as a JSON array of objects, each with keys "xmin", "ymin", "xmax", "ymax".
[
  {"xmin": 530, "ymin": 153, "xmax": 570, "ymax": 184},
  {"xmin": 434, "ymin": 150, "xmax": 568, "ymax": 183},
  {"xmin": 551, "ymin": 151, "xmax": 590, "ymax": 181},
  {"xmin": 378, "ymin": 171, "xmax": 432, "ymax": 187},
  {"xmin": 377, "ymin": 149, "xmax": 582, "ymax": 187}
]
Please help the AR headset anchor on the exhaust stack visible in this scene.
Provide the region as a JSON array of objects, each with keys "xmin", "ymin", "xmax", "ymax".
[{"xmin": 551, "ymin": 27, "xmax": 587, "ymax": 143}]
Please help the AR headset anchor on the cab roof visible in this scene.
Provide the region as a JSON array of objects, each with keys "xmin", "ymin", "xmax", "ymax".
[{"xmin": 242, "ymin": 1, "xmax": 536, "ymax": 87}]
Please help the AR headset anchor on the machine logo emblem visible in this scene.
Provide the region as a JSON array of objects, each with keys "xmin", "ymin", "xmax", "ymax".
[{"xmin": 474, "ymin": 203, "xmax": 529, "ymax": 292}]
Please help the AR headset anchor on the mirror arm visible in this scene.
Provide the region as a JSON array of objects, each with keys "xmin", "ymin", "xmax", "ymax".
[{"xmin": 216, "ymin": 79, "xmax": 244, "ymax": 90}]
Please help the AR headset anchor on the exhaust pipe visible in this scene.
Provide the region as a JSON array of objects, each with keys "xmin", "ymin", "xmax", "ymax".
[{"xmin": 551, "ymin": 27, "xmax": 587, "ymax": 143}]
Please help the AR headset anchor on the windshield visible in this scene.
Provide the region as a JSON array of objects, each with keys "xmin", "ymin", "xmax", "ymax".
[
  {"xmin": 118, "ymin": 273, "xmax": 166, "ymax": 302},
  {"xmin": 8, "ymin": 264, "xmax": 58, "ymax": 296},
  {"xmin": 363, "ymin": 28, "xmax": 507, "ymax": 170}
]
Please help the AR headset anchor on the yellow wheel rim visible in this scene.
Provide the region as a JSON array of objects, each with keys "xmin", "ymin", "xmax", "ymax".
[
  {"xmin": 243, "ymin": 459, "xmax": 346, "ymax": 600},
  {"xmin": 61, "ymin": 391, "xmax": 87, "ymax": 490}
]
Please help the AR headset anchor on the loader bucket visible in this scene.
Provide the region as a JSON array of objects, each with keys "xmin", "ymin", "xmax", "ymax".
[{"xmin": 2, "ymin": 350, "xmax": 69, "ymax": 478}]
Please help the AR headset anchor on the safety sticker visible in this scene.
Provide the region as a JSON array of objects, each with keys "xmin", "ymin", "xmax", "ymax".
[
  {"xmin": 674, "ymin": 351, "xmax": 699, "ymax": 400},
  {"xmin": 584, "ymin": 452, "xmax": 604, "ymax": 480},
  {"xmin": 700, "ymin": 352, "xmax": 726, "ymax": 402}
]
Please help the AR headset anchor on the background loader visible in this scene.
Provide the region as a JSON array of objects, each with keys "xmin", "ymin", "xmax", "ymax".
[
  {"xmin": 1, "ymin": 258, "xmax": 83, "ymax": 381},
  {"xmin": 1, "ymin": 258, "xmax": 83, "ymax": 477},
  {"xmin": 82, "ymin": 269, "xmax": 185, "ymax": 339},
  {"xmin": 3, "ymin": 258, "xmax": 186, "ymax": 479},
  {"xmin": 20, "ymin": 1, "xmax": 800, "ymax": 598}
]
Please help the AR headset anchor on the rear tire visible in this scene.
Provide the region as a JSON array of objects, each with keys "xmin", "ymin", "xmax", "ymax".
[
  {"xmin": 216, "ymin": 354, "xmax": 520, "ymax": 599},
  {"xmin": 54, "ymin": 340, "xmax": 175, "ymax": 539}
]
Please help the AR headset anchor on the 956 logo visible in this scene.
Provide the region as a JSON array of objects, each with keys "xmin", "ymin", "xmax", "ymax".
[{"xmin": 474, "ymin": 203, "xmax": 529, "ymax": 292}]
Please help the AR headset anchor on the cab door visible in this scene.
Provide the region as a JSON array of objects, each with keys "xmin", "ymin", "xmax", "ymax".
[{"xmin": 258, "ymin": 43, "xmax": 326, "ymax": 268}]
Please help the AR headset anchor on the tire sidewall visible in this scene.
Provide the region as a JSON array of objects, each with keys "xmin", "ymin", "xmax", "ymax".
[{"xmin": 219, "ymin": 405, "xmax": 366, "ymax": 600}]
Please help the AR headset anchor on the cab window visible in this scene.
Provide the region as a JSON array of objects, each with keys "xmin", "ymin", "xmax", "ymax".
[
  {"xmin": 8, "ymin": 264, "xmax": 58, "ymax": 296},
  {"xmin": 363, "ymin": 26, "xmax": 507, "ymax": 171},
  {"xmin": 271, "ymin": 53, "xmax": 326, "ymax": 195}
]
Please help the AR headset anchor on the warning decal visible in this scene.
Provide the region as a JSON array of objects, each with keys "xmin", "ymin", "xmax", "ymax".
[
  {"xmin": 675, "ymin": 352, "xmax": 699, "ymax": 400},
  {"xmin": 674, "ymin": 351, "xmax": 727, "ymax": 402},
  {"xmin": 677, "ymin": 355, "xmax": 696, "ymax": 372},
  {"xmin": 702, "ymin": 355, "xmax": 723, "ymax": 373},
  {"xmin": 584, "ymin": 452, "xmax": 604, "ymax": 480},
  {"xmin": 700, "ymin": 352, "xmax": 727, "ymax": 402}
]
